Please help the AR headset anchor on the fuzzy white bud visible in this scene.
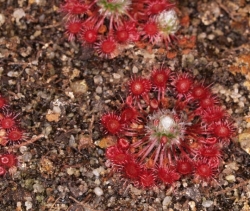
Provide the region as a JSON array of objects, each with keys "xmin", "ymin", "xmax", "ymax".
[
  {"xmin": 156, "ymin": 9, "xmax": 179, "ymax": 35},
  {"xmin": 97, "ymin": 0, "xmax": 131, "ymax": 17},
  {"xmin": 159, "ymin": 116, "xmax": 175, "ymax": 131}
]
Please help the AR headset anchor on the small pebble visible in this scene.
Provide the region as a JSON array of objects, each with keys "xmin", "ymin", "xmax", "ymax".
[
  {"xmin": 22, "ymin": 152, "xmax": 32, "ymax": 162},
  {"xmin": 7, "ymin": 71, "xmax": 19, "ymax": 77},
  {"xmin": 13, "ymin": 8, "xmax": 25, "ymax": 23},
  {"xmin": 33, "ymin": 30, "xmax": 41, "ymax": 38},
  {"xmin": 162, "ymin": 196, "xmax": 172, "ymax": 207},
  {"xmin": 0, "ymin": 13, "xmax": 5, "ymax": 26},
  {"xmin": 202, "ymin": 200, "xmax": 213, "ymax": 208},
  {"xmin": 188, "ymin": 201, "xmax": 196, "ymax": 211},
  {"xmin": 66, "ymin": 167, "xmax": 75, "ymax": 176},
  {"xmin": 19, "ymin": 146, "xmax": 28, "ymax": 154},
  {"xmin": 53, "ymin": 106, "xmax": 61, "ymax": 114},
  {"xmin": 198, "ymin": 32, "xmax": 207, "ymax": 40},
  {"xmin": 93, "ymin": 168, "xmax": 100, "ymax": 177},
  {"xmin": 225, "ymin": 162, "xmax": 239, "ymax": 171},
  {"xmin": 225, "ymin": 174, "xmax": 236, "ymax": 182},
  {"xmin": 132, "ymin": 65, "xmax": 138, "ymax": 73},
  {"xmin": 16, "ymin": 202, "xmax": 22, "ymax": 209},
  {"xmin": 113, "ymin": 73, "xmax": 121, "ymax": 79},
  {"xmin": 239, "ymin": 131, "xmax": 250, "ymax": 154},
  {"xmin": 94, "ymin": 179, "xmax": 101, "ymax": 185},
  {"xmin": 96, "ymin": 86, "xmax": 102, "ymax": 94},
  {"xmin": 207, "ymin": 34, "xmax": 215, "ymax": 40},
  {"xmin": 94, "ymin": 75, "xmax": 103, "ymax": 84},
  {"xmin": 25, "ymin": 201, "xmax": 32, "ymax": 210},
  {"xmin": 70, "ymin": 80, "xmax": 88, "ymax": 94},
  {"xmin": 69, "ymin": 135, "xmax": 77, "ymax": 148},
  {"xmin": 94, "ymin": 187, "xmax": 103, "ymax": 196},
  {"xmin": 33, "ymin": 183, "xmax": 44, "ymax": 193}
]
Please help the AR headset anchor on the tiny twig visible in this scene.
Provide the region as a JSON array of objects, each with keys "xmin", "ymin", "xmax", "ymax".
[
  {"xmin": 69, "ymin": 196, "xmax": 81, "ymax": 204},
  {"xmin": 216, "ymin": 0, "xmax": 238, "ymax": 21},
  {"xmin": 213, "ymin": 180, "xmax": 250, "ymax": 196},
  {"xmin": 89, "ymin": 115, "xmax": 95, "ymax": 138},
  {"xmin": 49, "ymin": 196, "xmax": 61, "ymax": 211},
  {"xmin": 68, "ymin": 196, "xmax": 104, "ymax": 211},
  {"xmin": 7, "ymin": 134, "xmax": 44, "ymax": 151},
  {"xmin": 42, "ymin": 22, "xmax": 62, "ymax": 29},
  {"xmin": 8, "ymin": 62, "xmax": 31, "ymax": 66}
]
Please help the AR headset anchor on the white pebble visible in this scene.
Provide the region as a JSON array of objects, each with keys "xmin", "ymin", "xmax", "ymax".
[
  {"xmin": 188, "ymin": 201, "xmax": 196, "ymax": 211},
  {"xmin": 94, "ymin": 75, "xmax": 103, "ymax": 84},
  {"xmin": 198, "ymin": 32, "xmax": 207, "ymax": 40},
  {"xmin": 25, "ymin": 201, "xmax": 32, "ymax": 210},
  {"xmin": 225, "ymin": 162, "xmax": 239, "ymax": 171},
  {"xmin": 247, "ymin": 122, "xmax": 250, "ymax": 128},
  {"xmin": 94, "ymin": 179, "xmax": 101, "ymax": 185},
  {"xmin": 0, "ymin": 14, "xmax": 5, "ymax": 26},
  {"xmin": 7, "ymin": 71, "xmax": 19, "ymax": 77},
  {"xmin": 16, "ymin": 202, "xmax": 22, "ymax": 209},
  {"xmin": 35, "ymin": 0, "xmax": 46, "ymax": 5},
  {"xmin": 219, "ymin": 89, "xmax": 226, "ymax": 94},
  {"xmin": 132, "ymin": 65, "xmax": 138, "ymax": 73},
  {"xmin": 22, "ymin": 152, "xmax": 32, "ymax": 162},
  {"xmin": 53, "ymin": 106, "xmax": 61, "ymax": 114},
  {"xmin": 19, "ymin": 146, "xmax": 28, "ymax": 154},
  {"xmin": 225, "ymin": 174, "xmax": 236, "ymax": 182},
  {"xmin": 162, "ymin": 196, "xmax": 172, "ymax": 207},
  {"xmin": 92, "ymin": 168, "xmax": 100, "ymax": 177},
  {"xmin": 13, "ymin": 8, "xmax": 26, "ymax": 23},
  {"xmin": 66, "ymin": 167, "xmax": 75, "ymax": 175},
  {"xmin": 202, "ymin": 200, "xmax": 213, "ymax": 208},
  {"xmin": 96, "ymin": 86, "xmax": 102, "ymax": 94},
  {"xmin": 70, "ymin": 80, "xmax": 88, "ymax": 94},
  {"xmin": 182, "ymin": 182, "xmax": 188, "ymax": 187},
  {"xmin": 113, "ymin": 73, "xmax": 121, "ymax": 79},
  {"xmin": 8, "ymin": 79, "xmax": 16, "ymax": 85},
  {"xmin": 207, "ymin": 34, "xmax": 215, "ymax": 40},
  {"xmin": 69, "ymin": 135, "xmax": 76, "ymax": 148},
  {"xmin": 33, "ymin": 30, "xmax": 41, "ymax": 38},
  {"xmin": 94, "ymin": 187, "xmax": 103, "ymax": 196},
  {"xmin": 33, "ymin": 183, "xmax": 44, "ymax": 193},
  {"xmin": 239, "ymin": 101, "xmax": 244, "ymax": 108}
]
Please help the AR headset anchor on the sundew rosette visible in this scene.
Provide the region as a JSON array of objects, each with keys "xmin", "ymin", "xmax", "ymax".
[
  {"xmin": 60, "ymin": 0, "xmax": 178, "ymax": 58},
  {"xmin": 101, "ymin": 66, "xmax": 236, "ymax": 188}
]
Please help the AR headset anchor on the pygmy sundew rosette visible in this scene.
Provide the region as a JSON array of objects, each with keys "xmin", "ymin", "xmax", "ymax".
[
  {"xmin": 60, "ymin": 0, "xmax": 179, "ymax": 58},
  {"xmin": 101, "ymin": 67, "xmax": 236, "ymax": 188},
  {"xmin": 0, "ymin": 95, "xmax": 27, "ymax": 147},
  {"xmin": 0, "ymin": 153, "xmax": 17, "ymax": 176},
  {"xmin": 0, "ymin": 95, "xmax": 26, "ymax": 176}
]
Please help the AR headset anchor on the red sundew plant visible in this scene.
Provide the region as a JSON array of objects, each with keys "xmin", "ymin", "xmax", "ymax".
[
  {"xmin": 101, "ymin": 66, "xmax": 236, "ymax": 189},
  {"xmin": 0, "ymin": 154, "xmax": 17, "ymax": 169},
  {"xmin": 0, "ymin": 96, "xmax": 27, "ymax": 146},
  {"xmin": 60, "ymin": 0, "xmax": 179, "ymax": 58},
  {"xmin": 0, "ymin": 153, "xmax": 17, "ymax": 176},
  {"xmin": 0, "ymin": 166, "xmax": 6, "ymax": 176},
  {"xmin": 0, "ymin": 95, "xmax": 27, "ymax": 177},
  {"xmin": 0, "ymin": 96, "xmax": 8, "ymax": 109}
]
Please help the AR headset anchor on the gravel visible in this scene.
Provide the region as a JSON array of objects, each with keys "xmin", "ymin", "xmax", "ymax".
[{"xmin": 0, "ymin": 0, "xmax": 250, "ymax": 210}]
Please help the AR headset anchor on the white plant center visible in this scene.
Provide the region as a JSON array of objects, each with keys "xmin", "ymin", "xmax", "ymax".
[
  {"xmin": 156, "ymin": 9, "xmax": 179, "ymax": 35},
  {"xmin": 97, "ymin": 0, "xmax": 131, "ymax": 17},
  {"xmin": 159, "ymin": 115, "xmax": 175, "ymax": 131},
  {"xmin": 146, "ymin": 110, "xmax": 186, "ymax": 145}
]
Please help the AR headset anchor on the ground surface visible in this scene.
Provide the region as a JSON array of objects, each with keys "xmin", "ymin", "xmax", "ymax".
[{"xmin": 0, "ymin": 0, "xmax": 250, "ymax": 210}]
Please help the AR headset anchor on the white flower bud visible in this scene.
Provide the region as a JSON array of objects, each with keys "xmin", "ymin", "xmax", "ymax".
[
  {"xmin": 97, "ymin": 0, "xmax": 131, "ymax": 17},
  {"xmin": 159, "ymin": 116, "xmax": 175, "ymax": 131},
  {"xmin": 156, "ymin": 9, "xmax": 179, "ymax": 35}
]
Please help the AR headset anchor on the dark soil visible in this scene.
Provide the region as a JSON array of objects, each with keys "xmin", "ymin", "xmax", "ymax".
[{"xmin": 0, "ymin": 0, "xmax": 250, "ymax": 210}]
